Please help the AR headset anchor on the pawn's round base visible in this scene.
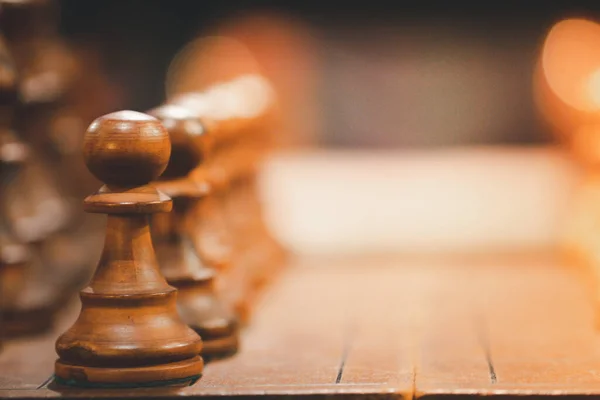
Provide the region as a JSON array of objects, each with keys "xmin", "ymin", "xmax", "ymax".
[
  {"xmin": 185, "ymin": 313, "xmax": 239, "ymax": 361},
  {"xmin": 199, "ymin": 330, "xmax": 239, "ymax": 362},
  {"xmin": 172, "ymin": 273, "xmax": 240, "ymax": 362},
  {"xmin": 54, "ymin": 356, "xmax": 204, "ymax": 388}
]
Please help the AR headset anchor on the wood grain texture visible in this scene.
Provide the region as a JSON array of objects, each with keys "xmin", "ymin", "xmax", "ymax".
[{"xmin": 1, "ymin": 252, "xmax": 599, "ymax": 398}]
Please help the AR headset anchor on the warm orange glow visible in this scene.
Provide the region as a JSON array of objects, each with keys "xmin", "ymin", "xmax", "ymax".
[
  {"xmin": 535, "ymin": 17, "xmax": 600, "ymax": 155},
  {"xmin": 541, "ymin": 18, "xmax": 600, "ymax": 113},
  {"xmin": 166, "ymin": 35, "xmax": 263, "ymax": 97},
  {"xmin": 571, "ymin": 123, "xmax": 600, "ymax": 167},
  {"xmin": 166, "ymin": 12, "xmax": 319, "ymax": 147},
  {"xmin": 588, "ymin": 68, "xmax": 600, "ymax": 108}
]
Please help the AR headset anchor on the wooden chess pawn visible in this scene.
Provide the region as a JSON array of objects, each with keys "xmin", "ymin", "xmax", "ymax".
[
  {"xmin": 168, "ymin": 77, "xmax": 287, "ymax": 322},
  {"xmin": 176, "ymin": 117, "xmax": 253, "ymax": 322},
  {"xmin": 170, "ymin": 83, "xmax": 283, "ymax": 322},
  {"xmin": 150, "ymin": 104, "xmax": 239, "ymax": 361},
  {"xmin": 54, "ymin": 111, "xmax": 203, "ymax": 388}
]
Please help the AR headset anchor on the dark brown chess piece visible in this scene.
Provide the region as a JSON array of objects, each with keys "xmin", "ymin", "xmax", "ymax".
[
  {"xmin": 2, "ymin": 0, "xmax": 124, "ymax": 198},
  {"xmin": 0, "ymin": 37, "xmax": 82, "ymax": 337},
  {"xmin": 150, "ymin": 104, "xmax": 239, "ymax": 361},
  {"xmin": 0, "ymin": 0, "xmax": 115, "ymax": 338},
  {"xmin": 168, "ymin": 90, "xmax": 248, "ymax": 322},
  {"xmin": 0, "ymin": 33, "xmax": 52, "ymax": 337},
  {"xmin": 0, "ymin": 136, "xmax": 56, "ymax": 337},
  {"xmin": 1, "ymin": 0, "xmax": 80, "ymax": 226},
  {"xmin": 54, "ymin": 111, "xmax": 203, "ymax": 388}
]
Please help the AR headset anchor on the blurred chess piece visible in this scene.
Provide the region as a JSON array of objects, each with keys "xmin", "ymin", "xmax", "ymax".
[
  {"xmin": 0, "ymin": 38, "xmax": 30, "ymax": 337},
  {"xmin": 0, "ymin": 31, "xmax": 58, "ymax": 336},
  {"xmin": 1, "ymin": 0, "xmax": 122, "ymax": 200},
  {"xmin": 0, "ymin": 0, "xmax": 110, "ymax": 197},
  {"xmin": 0, "ymin": 0, "xmax": 119, "ymax": 337},
  {"xmin": 170, "ymin": 74, "xmax": 287, "ymax": 323},
  {"xmin": 150, "ymin": 104, "xmax": 239, "ymax": 361},
  {"xmin": 55, "ymin": 111, "xmax": 203, "ymax": 388}
]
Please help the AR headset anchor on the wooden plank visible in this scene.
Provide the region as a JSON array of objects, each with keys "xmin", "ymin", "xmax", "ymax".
[
  {"xmin": 197, "ymin": 262, "xmax": 349, "ymax": 391},
  {"xmin": 196, "ymin": 260, "xmax": 410, "ymax": 397},
  {"xmin": 479, "ymin": 254, "xmax": 600, "ymax": 394},
  {"xmin": 4, "ymin": 253, "xmax": 600, "ymax": 398},
  {"xmin": 0, "ymin": 335, "xmax": 55, "ymax": 390},
  {"xmin": 0, "ymin": 258, "xmax": 410, "ymax": 398},
  {"xmin": 414, "ymin": 259, "xmax": 492, "ymax": 394},
  {"xmin": 334, "ymin": 262, "xmax": 414, "ymax": 392},
  {"xmin": 0, "ymin": 299, "xmax": 80, "ymax": 390}
]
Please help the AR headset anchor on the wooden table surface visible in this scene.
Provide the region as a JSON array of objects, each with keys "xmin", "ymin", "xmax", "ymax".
[{"xmin": 1, "ymin": 252, "xmax": 599, "ymax": 399}]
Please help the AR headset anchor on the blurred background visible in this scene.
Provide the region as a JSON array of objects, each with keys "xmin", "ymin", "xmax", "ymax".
[
  {"xmin": 6, "ymin": 0, "xmax": 600, "ymax": 257},
  {"xmin": 56, "ymin": 1, "xmax": 600, "ymax": 149}
]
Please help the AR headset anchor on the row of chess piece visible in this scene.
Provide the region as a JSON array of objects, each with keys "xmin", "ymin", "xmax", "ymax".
[
  {"xmin": 53, "ymin": 76, "xmax": 286, "ymax": 388},
  {"xmin": 0, "ymin": 0, "xmax": 123, "ymax": 338},
  {"xmin": 0, "ymin": 0, "xmax": 288, "ymax": 388}
]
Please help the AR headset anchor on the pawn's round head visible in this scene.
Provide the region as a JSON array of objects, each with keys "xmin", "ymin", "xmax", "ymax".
[
  {"xmin": 83, "ymin": 110, "xmax": 171, "ymax": 187},
  {"xmin": 148, "ymin": 104, "xmax": 211, "ymax": 179}
]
